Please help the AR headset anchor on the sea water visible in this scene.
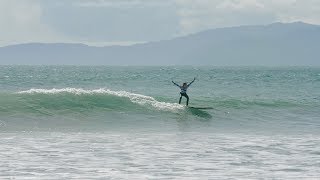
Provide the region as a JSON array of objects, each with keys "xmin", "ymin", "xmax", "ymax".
[{"xmin": 0, "ymin": 66, "xmax": 319, "ymax": 179}]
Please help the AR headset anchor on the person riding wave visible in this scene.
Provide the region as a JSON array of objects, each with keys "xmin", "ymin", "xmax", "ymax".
[{"xmin": 172, "ymin": 77, "xmax": 196, "ymax": 106}]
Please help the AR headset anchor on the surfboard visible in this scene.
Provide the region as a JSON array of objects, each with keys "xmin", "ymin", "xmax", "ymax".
[{"xmin": 188, "ymin": 106, "xmax": 213, "ymax": 110}]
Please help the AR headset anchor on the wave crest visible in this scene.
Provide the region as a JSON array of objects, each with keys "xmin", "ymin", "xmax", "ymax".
[{"xmin": 17, "ymin": 88, "xmax": 184, "ymax": 112}]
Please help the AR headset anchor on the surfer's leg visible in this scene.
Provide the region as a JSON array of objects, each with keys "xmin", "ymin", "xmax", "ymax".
[
  {"xmin": 185, "ymin": 94, "xmax": 189, "ymax": 106},
  {"xmin": 179, "ymin": 95, "xmax": 182, "ymax": 104}
]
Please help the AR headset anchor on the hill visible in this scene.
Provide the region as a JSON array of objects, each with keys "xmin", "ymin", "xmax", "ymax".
[{"xmin": 1, "ymin": 22, "xmax": 319, "ymax": 66}]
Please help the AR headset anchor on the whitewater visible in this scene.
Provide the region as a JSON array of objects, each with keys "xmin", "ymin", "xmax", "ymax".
[{"xmin": 0, "ymin": 66, "xmax": 319, "ymax": 179}]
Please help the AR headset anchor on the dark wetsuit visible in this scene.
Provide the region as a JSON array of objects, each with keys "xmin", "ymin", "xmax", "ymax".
[{"xmin": 172, "ymin": 79, "xmax": 195, "ymax": 106}]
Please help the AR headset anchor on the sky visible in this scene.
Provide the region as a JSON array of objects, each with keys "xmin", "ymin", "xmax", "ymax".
[{"xmin": 1, "ymin": 0, "xmax": 320, "ymax": 47}]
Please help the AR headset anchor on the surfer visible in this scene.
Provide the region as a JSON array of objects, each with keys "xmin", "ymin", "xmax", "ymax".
[{"xmin": 172, "ymin": 78, "xmax": 196, "ymax": 106}]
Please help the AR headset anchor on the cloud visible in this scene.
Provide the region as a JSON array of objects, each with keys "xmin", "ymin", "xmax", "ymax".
[
  {"xmin": 174, "ymin": 0, "xmax": 320, "ymax": 34},
  {"xmin": 0, "ymin": 0, "xmax": 320, "ymax": 47},
  {"xmin": 0, "ymin": 0, "xmax": 65, "ymax": 46},
  {"xmin": 74, "ymin": 0, "xmax": 172, "ymax": 8},
  {"xmin": 270, "ymin": 0, "xmax": 320, "ymax": 24},
  {"xmin": 42, "ymin": 0, "xmax": 179, "ymax": 42}
]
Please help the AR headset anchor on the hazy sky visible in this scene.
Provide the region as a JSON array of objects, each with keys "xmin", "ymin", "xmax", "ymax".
[{"xmin": 1, "ymin": 0, "xmax": 320, "ymax": 46}]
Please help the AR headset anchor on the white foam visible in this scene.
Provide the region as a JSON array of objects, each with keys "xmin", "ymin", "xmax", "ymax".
[{"xmin": 17, "ymin": 88, "xmax": 184, "ymax": 112}]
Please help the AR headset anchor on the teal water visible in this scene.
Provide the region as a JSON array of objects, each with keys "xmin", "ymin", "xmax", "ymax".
[
  {"xmin": 0, "ymin": 66, "xmax": 319, "ymax": 133},
  {"xmin": 1, "ymin": 66, "xmax": 320, "ymax": 179}
]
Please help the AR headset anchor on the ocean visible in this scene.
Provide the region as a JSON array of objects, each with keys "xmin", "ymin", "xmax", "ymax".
[{"xmin": 0, "ymin": 66, "xmax": 319, "ymax": 179}]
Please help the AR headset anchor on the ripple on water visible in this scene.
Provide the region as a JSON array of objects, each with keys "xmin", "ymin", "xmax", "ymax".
[{"xmin": 0, "ymin": 132, "xmax": 319, "ymax": 179}]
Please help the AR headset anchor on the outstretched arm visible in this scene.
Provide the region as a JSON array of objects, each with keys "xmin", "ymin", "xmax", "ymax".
[
  {"xmin": 172, "ymin": 81, "xmax": 180, "ymax": 87},
  {"xmin": 188, "ymin": 77, "xmax": 196, "ymax": 86}
]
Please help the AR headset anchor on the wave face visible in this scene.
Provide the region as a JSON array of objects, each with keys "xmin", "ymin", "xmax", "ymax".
[
  {"xmin": 15, "ymin": 88, "xmax": 184, "ymax": 113},
  {"xmin": 1, "ymin": 87, "xmax": 314, "ymax": 116},
  {"xmin": 0, "ymin": 66, "xmax": 319, "ymax": 132},
  {"xmin": 1, "ymin": 88, "xmax": 186, "ymax": 120},
  {"xmin": 0, "ymin": 88, "xmax": 187, "ymax": 131}
]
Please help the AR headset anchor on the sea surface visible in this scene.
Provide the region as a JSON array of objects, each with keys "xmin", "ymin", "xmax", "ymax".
[{"xmin": 0, "ymin": 66, "xmax": 319, "ymax": 179}]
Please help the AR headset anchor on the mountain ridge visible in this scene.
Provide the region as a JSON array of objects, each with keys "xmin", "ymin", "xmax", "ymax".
[{"xmin": 1, "ymin": 22, "xmax": 319, "ymax": 66}]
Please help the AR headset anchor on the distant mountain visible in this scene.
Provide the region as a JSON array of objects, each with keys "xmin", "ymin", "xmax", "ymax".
[{"xmin": 1, "ymin": 22, "xmax": 320, "ymax": 66}]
